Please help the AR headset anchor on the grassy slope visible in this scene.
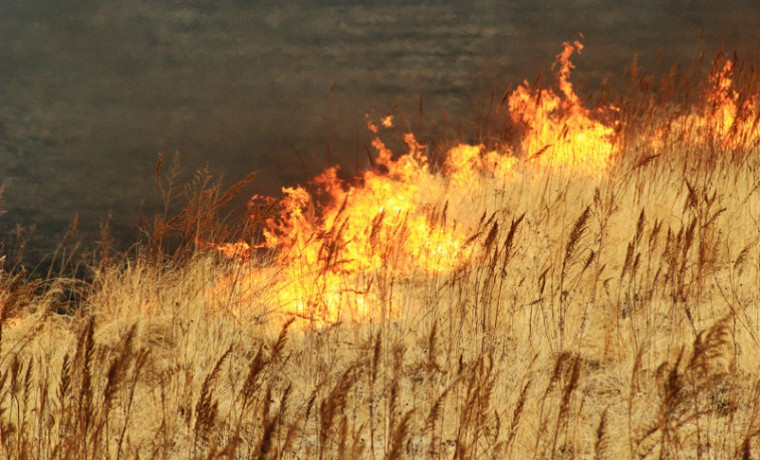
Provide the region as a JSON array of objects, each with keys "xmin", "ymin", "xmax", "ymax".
[{"xmin": 1, "ymin": 68, "xmax": 760, "ymax": 460}]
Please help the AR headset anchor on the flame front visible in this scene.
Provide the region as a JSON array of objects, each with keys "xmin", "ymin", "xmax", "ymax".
[
  {"xmin": 204, "ymin": 42, "xmax": 755, "ymax": 328},
  {"xmin": 242, "ymin": 125, "xmax": 475, "ymax": 325}
]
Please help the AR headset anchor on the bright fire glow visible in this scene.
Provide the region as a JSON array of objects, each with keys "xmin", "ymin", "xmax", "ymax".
[
  {"xmin": 202, "ymin": 42, "xmax": 754, "ymax": 328},
  {"xmin": 508, "ymin": 41, "xmax": 620, "ymax": 176},
  {"xmin": 650, "ymin": 59, "xmax": 759, "ymax": 152}
]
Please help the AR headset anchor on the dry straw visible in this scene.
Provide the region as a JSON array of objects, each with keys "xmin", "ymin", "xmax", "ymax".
[{"xmin": 1, "ymin": 48, "xmax": 759, "ymax": 459}]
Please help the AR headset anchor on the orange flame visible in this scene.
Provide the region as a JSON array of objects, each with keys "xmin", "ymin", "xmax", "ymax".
[
  {"xmin": 508, "ymin": 41, "xmax": 619, "ymax": 176},
  {"xmin": 705, "ymin": 60, "xmax": 759, "ymax": 148},
  {"xmin": 258, "ymin": 130, "xmax": 475, "ymax": 325},
  {"xmin": 206, "ymin": 41, "xmax": 628, "ymax": 328},
  {"xmin": 650, "ymin": 58, "xmax": 759, "ymax": 152}
]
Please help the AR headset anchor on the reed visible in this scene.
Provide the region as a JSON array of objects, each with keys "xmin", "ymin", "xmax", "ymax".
[{"xmin": 1, "ymin": 48, "xmax": 759, "ymax": 459}]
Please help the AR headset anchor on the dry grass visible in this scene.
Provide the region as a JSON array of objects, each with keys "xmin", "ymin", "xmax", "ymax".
[{"xmin": 1, "ymin": 51, "xmax": 760, "ymax": 459}]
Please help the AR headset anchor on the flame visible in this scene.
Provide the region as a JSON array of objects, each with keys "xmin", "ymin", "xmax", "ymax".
[
  {"xmin": 705, "ymin": 59, "xmax": 759, "ymax": 148},
  {"xmin": 650, "ymin": 58, "xmax": 759, "ymax": 152},
  {"xmin": 244, "ymin": 129, "xmax": 475, "ymax": 326},
  {"xmin": 205, "ymin": 41, "xmax": 632, "ymax": 328},
  {"xmin": 508, "ymin": 41, "xmax": 620, "ymax": 176}
]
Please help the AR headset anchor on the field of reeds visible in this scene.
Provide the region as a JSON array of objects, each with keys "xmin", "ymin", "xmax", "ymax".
[{"xmin": 1, "ymin": 48, "xmax": 760, "ymax": 459}]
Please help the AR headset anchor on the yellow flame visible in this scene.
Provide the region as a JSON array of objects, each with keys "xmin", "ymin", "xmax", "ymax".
[
  {"xmin": 650, "ymin": 58, "xmax": 759, "ymax": 152},
  {"xmin": 508, "ymin": 41, "xmax": 619, "ymax": 177},
  {"xmin": 206, "ymin": 41, "xmax": 630, "ymax": 328}
]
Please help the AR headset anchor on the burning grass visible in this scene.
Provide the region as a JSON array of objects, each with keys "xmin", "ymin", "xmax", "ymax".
[{"xmin": 1, "ymin": 43, "xmax": 760, "ymax": 459}]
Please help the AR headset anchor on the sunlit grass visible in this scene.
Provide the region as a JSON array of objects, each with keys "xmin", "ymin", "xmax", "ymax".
[{"xmin": 1, "ymin": 48, "xmax": 759, "ymax": 459}]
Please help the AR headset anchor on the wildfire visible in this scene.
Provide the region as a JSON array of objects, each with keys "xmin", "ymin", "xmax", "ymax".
[
  {"xmin": 233, "ymin": 123, "xmax": 476, "ymax": 325},
  {"xmin": 508, "ymin": 41, "xmax": 620, "ymax": 176},
  {"xmin": 650, "ymin": 57, "xmax": 759, "ymax": 153},
  {"xmin": 203, "ymin": 42, "xmax": 754, "ymax": 328},
  {"xmin": 705, "ymin": 60, "xmax": 759, "ymax": 147}
]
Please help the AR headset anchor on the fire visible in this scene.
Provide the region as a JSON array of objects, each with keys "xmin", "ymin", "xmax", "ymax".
[
  {"xmin": 650, "ymin": 58, "xmax": 759, "ymax": 153},
  {"xmin": 204, "ymin": 41, "xmax": 644, "ymax": 328},
  {"xmin": 508, "ymin": 41, "xmax": 620, "ymax": 176},
  {"xmin": 240, "ymin": 125, "xmax": 475, "ymax": 325},
  {"xmin": 256, "ymin": 125, "xmax": 470, "ymax": 276},
  {"xmin": 706, "ymin": 60, "xmax": 757, "ymax": 146}
]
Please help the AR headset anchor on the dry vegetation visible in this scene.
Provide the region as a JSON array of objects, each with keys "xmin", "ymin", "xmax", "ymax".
[{"xmin": 1, "ymin": 51, "xmax": 760, "ymax": 459}]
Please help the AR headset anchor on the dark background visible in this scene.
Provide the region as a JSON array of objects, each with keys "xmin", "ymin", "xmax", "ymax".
[{"xmin": 2, "ymin": 0, "xmax": 759, "ymax": 267}]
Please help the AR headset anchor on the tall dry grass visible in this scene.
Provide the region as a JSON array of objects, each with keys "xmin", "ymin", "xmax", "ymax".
[{"xmin": 1, "ymin": 51, "xmax": 760, "ymax": 459}]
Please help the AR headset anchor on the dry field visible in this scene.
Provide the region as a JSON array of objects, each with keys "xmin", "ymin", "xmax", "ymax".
[{"xmin": 1, "ymin": 45, "xmax": 760, "ymax": 459}]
